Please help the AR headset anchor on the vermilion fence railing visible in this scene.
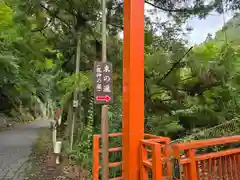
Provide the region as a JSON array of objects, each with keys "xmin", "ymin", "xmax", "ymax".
[
  {"xmin": 172, "ymin": 136, "xmax": 240, "ymax": 180},
  {"xmin": 140, "ymin": 136, "xmax": 172, "ymax": 180},
  {"xmin": 93, "ymin": 133, "xmax": 123, "ymax": 180},
  {"xmin": 93, "ymin": 133, "xmax": 171, "ymax": 180},
  {"xmin": 93, "ymin": 134, "xmax": 240, "ymax": 180}
]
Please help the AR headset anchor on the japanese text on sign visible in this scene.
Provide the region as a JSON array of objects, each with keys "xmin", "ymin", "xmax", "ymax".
[{"xmin": 94, "ymin": 62, "xmax": 113, "ymax": 104}]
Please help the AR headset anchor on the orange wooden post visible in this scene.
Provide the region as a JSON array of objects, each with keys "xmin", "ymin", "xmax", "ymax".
[
  {"xmin": 122, "ymin": 0, "xmax": 145, "ymax": 179},
  {"xmin": 185, "ymin": 149, "xmax": 198, "ymax": 180},
  {"xmin": 140, "ymin": 143, "xmax": 148, "ymax": 180},
  {"xmin": 152, "ymin": 143, "xmax": 163, "ymax": 180},
  {"xmin": 93, "ymin": 135, "xmax": 100, "ymax": 180}
]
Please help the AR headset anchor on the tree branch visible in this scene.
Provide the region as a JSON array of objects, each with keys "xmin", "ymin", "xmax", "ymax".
[
  {"xmin": 60, "ymin": 51, "xmax": 75, "ymax": 69},
  {"xmin": 31, "ymin": 18, "xmax": 53, "ymax": 32},
  {"xmin": 39, "ymin": 3, "xmax": 70, "ymax": 28},
  {"xmin": 158, "ymin": 46, "xmax": 193, "ymax": 83},
  {"xmin": 179, "ymin": 81, "xmax": 221, "ymax": 96},
  {"xmin": 144, "ymin": 0, "xmax": 215, "ymax": 14},
  {"xmin": 94, "ymin": 17, "xmax": 123, "ymax": 30},
  {"xmin": 108, "ymin": 22, "xmax": 123, "ymax": 30},
  {"xmin": 39, "ymin": 30, "xmax": 48, "ymax": 39},
  {"xmin": 61, "ymin": 0, "xmax": 77, "ymax": 16}
]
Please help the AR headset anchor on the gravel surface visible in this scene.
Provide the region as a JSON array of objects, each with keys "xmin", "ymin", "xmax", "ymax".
[{"xmin": 0, "ymin": 119, "xmax": 50, "ymax": 180}]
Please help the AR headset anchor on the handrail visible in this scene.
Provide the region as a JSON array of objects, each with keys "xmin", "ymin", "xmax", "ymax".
[
  {"xmin": 93, "ymin": 133, "xmax": 171, "ymax": 180},
  {"xmin": 140, "ymin": 135, "xmax": 173, "ymax": 180},
  {"xmin": 180, "ymin": 148, "xmax": 240, "ymax": 164},
  {"xmin": 140, "ymin": 139, "xmax": 163, "ymax": 180},
  {"xmin": 171, "ymin": 136, "xmax": 240, "ymax": 180},
  {"xmin": 93, "ymin": 133, "xmax": 123, "ymax": 180},
  {"xmin": 172, "ymin": 136, "xmax": 240, "ymax": 152},
  {"xmin": 94, "ymin": 133, "xmax": 240, "ymax": 180},
  {"xmin": 96, "ymin": 132, "xmax": 122, "ymax": 137}
]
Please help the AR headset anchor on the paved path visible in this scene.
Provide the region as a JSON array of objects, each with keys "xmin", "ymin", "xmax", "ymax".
[{"xmin": 0, "ymin": 119, "xmax": 50, "ymax": 180}]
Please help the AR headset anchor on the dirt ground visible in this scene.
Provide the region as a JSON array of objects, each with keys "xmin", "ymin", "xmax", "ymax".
[{"xmin": 25, "ymin": 128, "xmax": 89, "ymax": 180}]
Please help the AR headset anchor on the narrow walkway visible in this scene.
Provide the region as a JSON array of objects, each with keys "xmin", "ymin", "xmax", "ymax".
[{"xmin": 0, "ymin": 119, "xmax": 50, "ymax": 180}]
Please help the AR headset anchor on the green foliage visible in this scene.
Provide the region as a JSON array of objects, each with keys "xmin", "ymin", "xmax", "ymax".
[
  {"xmin": 214, "ymin": 13, "xmax": 240, "ymax": 43},
  {"xmin": 69, "ymin": 97, "xmax": 94, "ymax": 168},
  {"xmin": 57, "ymin": 72, "xmax": 92, "ymax": 106},
  {"xmin": 0, "ymin": 2, "xmax": 57, "ymax": 118},
  {"xmin": 3, "ymin": 0, "xmax": 240, "ymax": 177},
  {"xmin": 0, "ymin": 2, "xmax": 13, "ymax": 29},
  {"xmin": 143, "ymin": 22, "xmax": 240, "ymax": 138}
]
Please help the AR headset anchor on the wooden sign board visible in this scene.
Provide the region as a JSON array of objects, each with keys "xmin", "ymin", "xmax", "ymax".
[{"xmin": 93, "ymin": 61, "xmax": 113, "ymax": 104}]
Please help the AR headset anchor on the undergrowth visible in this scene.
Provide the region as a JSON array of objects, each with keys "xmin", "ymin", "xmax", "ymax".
[
  {"xmin": 67, "ymin": 97, "xmax": 94, "ymax": 179},
  {"xmin": 25, "ymin": 127, "xmax": 52, "ymax": 180}
]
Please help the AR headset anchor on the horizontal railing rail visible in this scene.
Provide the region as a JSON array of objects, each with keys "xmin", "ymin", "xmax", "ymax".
[
  {"xmin": 93, "ymin": 133, "xmax": 240, "ymax": 180},
  {"xmin": 140, "ymin": 136, "xmax": 172, "ymax": 180},
  {"xmin": 171, "ymin": 136, "xmax": 240, "ymax": 180},
  {"xmin": 93, "ymin": 133, "xmax": 171, "ymax": 180},
  {"xmin": 93, "ymin": 133, "xmax": 123, "ymax": 180}
]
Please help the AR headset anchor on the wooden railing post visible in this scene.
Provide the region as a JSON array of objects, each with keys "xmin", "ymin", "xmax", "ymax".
[
  {"xmin": 185, "ymin": 149, "xmax": 198, "ymax": 180},
  {"xmin": 93, "ymin": 135, "xmax": 100, "ymax": 180},
  {"xmin": 152, "ymin": 143, "xmax": 162, "ymax": 180},
  {"xmin": 164, "ymin": 144, "xmax": 172, "ymax": 177},
  {"xmin": 140, "ymin": 142, "xmax": 148, "ymax": 180}
]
